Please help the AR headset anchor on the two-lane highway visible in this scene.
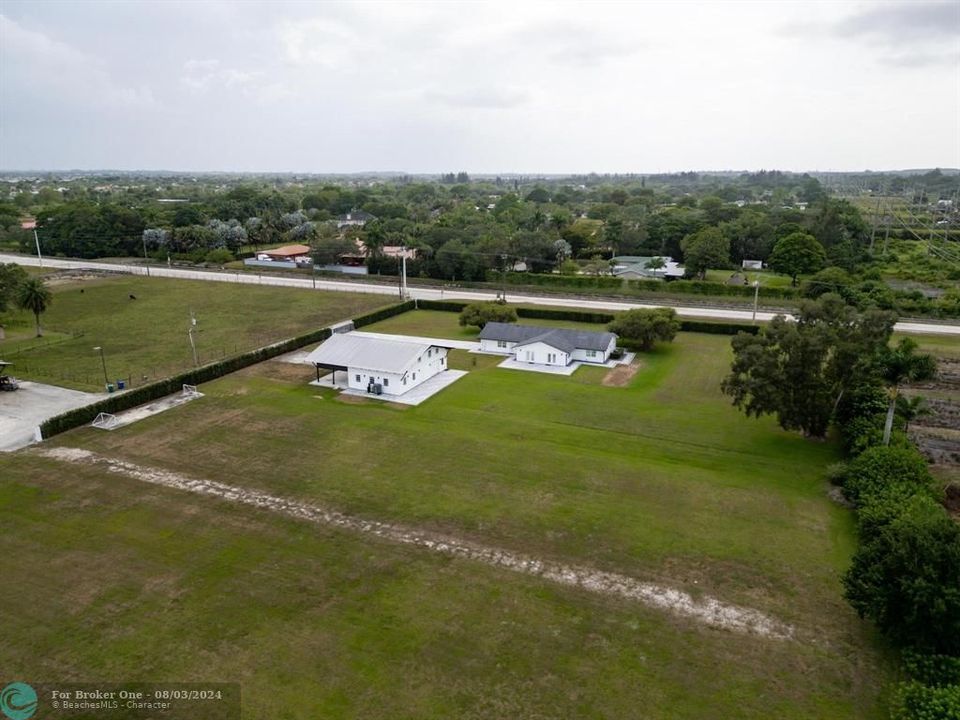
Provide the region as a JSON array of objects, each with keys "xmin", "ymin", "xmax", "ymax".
[{"xmin": 2, "ymin": 253, "xmax": 958, "ymax": 335}]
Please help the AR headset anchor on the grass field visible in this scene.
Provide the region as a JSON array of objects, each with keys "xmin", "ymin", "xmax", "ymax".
[
  {"xmin": 0, "ymin": 316, "xmax": 895, "ymax": 718},
  {"xmin": 0, "ymin": 274, "xmax": 390, "ymax": 390}
]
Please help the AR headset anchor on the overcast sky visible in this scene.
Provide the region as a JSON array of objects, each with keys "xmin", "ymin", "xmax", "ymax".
[{"xmin": 1, "ymin": 0, "xmax": 957, "ymax": 173}]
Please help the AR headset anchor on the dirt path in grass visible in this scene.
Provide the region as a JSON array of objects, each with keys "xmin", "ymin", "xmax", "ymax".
[{"xmin": 37, "ymin": 446, "xmax": 794, "ymax": 640}]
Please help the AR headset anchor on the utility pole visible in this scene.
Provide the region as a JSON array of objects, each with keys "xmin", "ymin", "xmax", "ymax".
[
  {"xmin": 142, "ymin": 234, "xmax": 150, "ymax": 276},
  {"xmin": 33, "ymin": 229, "xmax": 43, "ymax": 267},
  {"xmin": 751, "ymin": 279, "xmax": 760, "ymax": 325},
  {"xmin": 500, "ymin": 253, "xmax": 508, "ymax": 304},
  {"xmin": 188, "ymin": 311, "xmax": 199, "ymax": 366},
  {"xmin": 94, "ymin": 346, "xmax": 109, "ymax": 387},
  {"xmin": 401, "ymin": 250, "xmax": 409, "ymax": 299}
]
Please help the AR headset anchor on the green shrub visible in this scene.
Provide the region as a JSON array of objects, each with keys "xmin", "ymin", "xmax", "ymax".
[
  {"xmin": 458, "ymin": 302, "xmax": 518, "ymax": 329},
  {"xmin": 843, "ymin": 445, "xmax": 933, "ymax": 507},
  {"xmin": 204, "ymin": 248, "xmax": 234, "ymax": 265},
  {"xmin": 608, "ymin": 308, "xmax": 680, "ymax": 351},
  {"xmin": 902, "ymin": 650, "xmax": 960, "ymax": 688},
  {"xmin": 843, "ymin": 494, "xmax": 960, "ymax": 654},
  {"xmin": 890, "ymin": 681, "xmax": 960, "ymax": 720}
]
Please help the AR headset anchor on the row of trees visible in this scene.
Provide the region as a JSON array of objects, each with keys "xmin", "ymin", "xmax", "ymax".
[{"xmin": 720, "ymin": 294, "xmax": 958, "ymax": 717}]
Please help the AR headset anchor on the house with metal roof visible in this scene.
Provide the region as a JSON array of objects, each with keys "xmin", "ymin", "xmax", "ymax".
[
  {"xmin": 305, "ymin": 333, "xmax": 453, "ymax": 397},
  {"xmin": 478, "ymin": 323, "xmax": 617, "ymax": 367}
]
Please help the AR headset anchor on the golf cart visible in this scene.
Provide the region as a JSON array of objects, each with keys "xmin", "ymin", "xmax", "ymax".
[{"xmin": 0, "ymin": 361, "xmax": 19, "ymax": 391}]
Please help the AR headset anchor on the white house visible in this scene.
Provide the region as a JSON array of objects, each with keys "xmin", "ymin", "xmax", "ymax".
[
  {"xmin": 611, "ymin": 256, "xmax": 686, "ymax": 280},
  {"xmin": 478, "ymin": 323, "xmax": 617, "ymax": 367},
  {"xmin": 337, "ymin": 209, "xmax": 377, "ymax": 228},
  {"xmin": 305, "ymin": 334, "xmax": 451, "ymax": 397}
]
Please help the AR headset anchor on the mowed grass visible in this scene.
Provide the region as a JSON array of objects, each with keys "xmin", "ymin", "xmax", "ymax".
[
  {"xmin": 11, "ymin": 319, "xmax": 895, "ymax": 718},
  {"xmin": 0, "ymin": 275, "xmax": 390, "ymax": 390},
  {"xmin": 0, "ymin": 454, "xmax": 880, "ymax": 720}
]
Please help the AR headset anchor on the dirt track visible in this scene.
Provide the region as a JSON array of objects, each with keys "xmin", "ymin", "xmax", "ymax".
[{"xmin": 37, "ymin": 446, "xmax": 794, "ymax": 640}]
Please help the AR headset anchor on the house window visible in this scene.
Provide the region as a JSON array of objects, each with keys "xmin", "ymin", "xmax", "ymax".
[
  {"xmin": 355, "ymin": 374, "xmax": 361, "ymax": 382},
  {"xmin": 587, "ymin": 349, "xmax": 597, "ymax": 358},
  {"xmin": 497, "ymin": 340, "xmax": 507, "ymax": 348},
  {"xmin": 403, "ymin": 377, "xmax": 407, "ymax": 385},
  {"xmin": 383, "ymin": 378, "xmax": 389, "ymax": 387},
  {"xmin": 413, "ymin": 373, "xmax": 416, "ymax": 380}
]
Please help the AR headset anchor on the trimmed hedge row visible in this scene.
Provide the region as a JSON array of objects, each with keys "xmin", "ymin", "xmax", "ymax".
[
  {"xmin": 39, "ymin": 301, "xmax": 415, "ymax": 439},
  {"xmin": 416, "ymin": 299, "xmax": 760, "ymax": 336},
  {"xmin": 488, "ymin": 270, "xmax": 800, "ymax": 300}
]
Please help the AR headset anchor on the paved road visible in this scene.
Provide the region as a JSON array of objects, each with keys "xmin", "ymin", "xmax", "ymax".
[{"xmin": 3, "ymin": 252, "xmax": 958, "ymax": 336}]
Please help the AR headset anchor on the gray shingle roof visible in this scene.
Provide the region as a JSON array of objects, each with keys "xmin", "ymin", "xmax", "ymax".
[{"xmin": 479, "ymin": 323, "xmax": 616, "ymax": 352}]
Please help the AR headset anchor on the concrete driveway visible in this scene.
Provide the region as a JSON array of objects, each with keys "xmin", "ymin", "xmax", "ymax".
[{"xmin": 0, "ymin": 381, "xmax": 102, "ymax": 452}]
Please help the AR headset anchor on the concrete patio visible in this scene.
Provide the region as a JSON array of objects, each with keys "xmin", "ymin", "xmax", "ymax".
[{"xmin": 310, "ymin": 369, "xmax": 468, "ymax": 406}]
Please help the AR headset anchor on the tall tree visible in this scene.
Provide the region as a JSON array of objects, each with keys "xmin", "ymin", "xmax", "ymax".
[
  {"xmin": 721, "ymin": 295, "xmax": 896, "ymax": 438},
  {"xmin": 879, "ymin": 339, "xmax": 937, "ymax": 445},
  {"xmin": 680, "ymin": 226, "xmax": 730, "ymax": 279},
  {"xmin": 608, "ymin": 308, "xmax": 679, "ymax": 351},
  {"xmin": 767, "ymin": 232, "xmax": 826, "ymax": 285},
  {"xmin": 17, "ymin": 277, "xmax": 53, "ymax": 337}
]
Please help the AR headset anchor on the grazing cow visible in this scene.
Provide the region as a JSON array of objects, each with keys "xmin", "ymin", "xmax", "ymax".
[{"xmin": 129, "ymin": 294, "xmax": 137, "ymax": 300}]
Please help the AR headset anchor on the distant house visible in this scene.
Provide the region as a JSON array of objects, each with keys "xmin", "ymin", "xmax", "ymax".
[
  {"xmin": 337, "ymin": 209, "xmax": 377, "ymax": 228},
  {"xmin": 478, "ymin": 323, "xmax": 617, "ymax": 367},
  {"xmin": 305, "ymin": 333, "xmax": 452, "ymax": 396},
  {"xmin": 257, "ymin": 244, "xmax": 312, "ymax": 264},
  {"xmin": 742, "ymin": 259, "xmax": 763, "ymax": 270},
  {"xmin": 611, "ymin": 256, "xmax": 685, "ymax": 280}
]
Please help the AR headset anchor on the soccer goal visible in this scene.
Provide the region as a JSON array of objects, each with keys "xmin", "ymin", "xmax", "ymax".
[
  {"xmin": 91, "ymin": 412, "xmax": 119, "ymax": 430},
  {"xmin": 182, "ymin": 384, "xmax": 201, "ymax": 397}
]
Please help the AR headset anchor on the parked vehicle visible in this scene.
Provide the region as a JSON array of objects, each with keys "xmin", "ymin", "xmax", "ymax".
[{"xmin": 0, "ymin": 361, "xmax": 19, "ymax": 391}]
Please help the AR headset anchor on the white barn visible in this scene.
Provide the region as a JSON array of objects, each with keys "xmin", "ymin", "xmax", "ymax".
[
  {"xmin": 477, "ymin": 323, "xmax": 617, "ymax": 367},
  {"xmin": 305, "ymin": 334, "xmax": 451, "ymax": 397}
]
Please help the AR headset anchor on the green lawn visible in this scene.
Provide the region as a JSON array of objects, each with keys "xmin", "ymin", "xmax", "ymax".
[
  {"xmin": 703, "ymin": 268, "xmax": 795, "ymax": 289},
  {"xmin": 0, "ymin": 323, "xmax": 895, "ymax": 718},
  {"xmin": 0, "ymin": 275, "xmax": 390, "ymax": 390}
]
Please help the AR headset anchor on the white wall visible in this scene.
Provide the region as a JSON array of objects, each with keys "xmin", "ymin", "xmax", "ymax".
[
  {"xmin": 571, "ymin": 337, "xmax": 616, "ymax": 363},
  {"xmin": 479, "ymin": 338, "xmax": 516, "ymax": 354},
  {"xmin": 348, "ymin": 347, "xmax": 448, "ymax": 396},
  {"xmin": 515, "ymin": 342, "xmax": 568, "ymax": 366}
]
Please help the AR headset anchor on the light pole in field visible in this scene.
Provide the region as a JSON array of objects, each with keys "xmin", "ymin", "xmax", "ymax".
[
  {"xmin": 93, "ymin": 346, "xmax": 109, "ymax": 387},
  {"xmin": 751, "ymin": 279, "xmax": 760, "ymax": 325}
]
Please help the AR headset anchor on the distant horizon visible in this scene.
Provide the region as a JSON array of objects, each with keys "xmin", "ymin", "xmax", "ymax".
[{"xmin": 2, "ymin": 166, "xmax": 958, "ymax": 178}]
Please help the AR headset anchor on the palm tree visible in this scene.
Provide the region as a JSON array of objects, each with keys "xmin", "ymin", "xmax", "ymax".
[
  {"xmin": 880, "ymin": 339, "xmax": 937, "ymax": 445},
  {"xmin": 17, "ymin": 277, "xmax": 52, "ymax": 337},
  {"xmin": 896, "ymin": 394, "xmax": 932, "ymax": 434}
]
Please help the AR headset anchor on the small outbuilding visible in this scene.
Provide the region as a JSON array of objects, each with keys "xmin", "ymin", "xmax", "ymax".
[
  {"xmin": 305, "ymin": 333, "xmax": 452, "ymax": 397},
  {"xmin": 257, "ymin": 244, "xmax": 313, "ymax": 264}
]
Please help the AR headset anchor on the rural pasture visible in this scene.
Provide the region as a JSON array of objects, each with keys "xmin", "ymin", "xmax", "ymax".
[
  {"xmin": 0, "ymin": 319, "xmax": 896, "ymax": 719},
  {"xmin": 0, "ymin": 273, "xmax": 390, "ymax": 391}
]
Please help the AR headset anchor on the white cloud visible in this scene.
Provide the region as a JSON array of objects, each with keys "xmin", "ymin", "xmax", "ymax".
[
  {"xmin": 0, "ymin": 1, "xmax": 956, "ymax": 171},
  {"xmin": 0, "ymin": 13, "xmax": 157, "ymax": 110}
]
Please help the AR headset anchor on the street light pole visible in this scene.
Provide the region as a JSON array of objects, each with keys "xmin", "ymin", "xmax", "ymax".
[
  {"xmin": 34, "ymin": 229, "xmax": 43, "ymax": 267},
  {"xmin": 94, "ymin": 346, "xmax": 109, "ymax": 386},
  {"xmin": 752, "ymin": 280, "xmax": 760, "ymax": 325},
  {"xmin": 142, "ymin": 234, "xmax": 150, "ymax": 277}
]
